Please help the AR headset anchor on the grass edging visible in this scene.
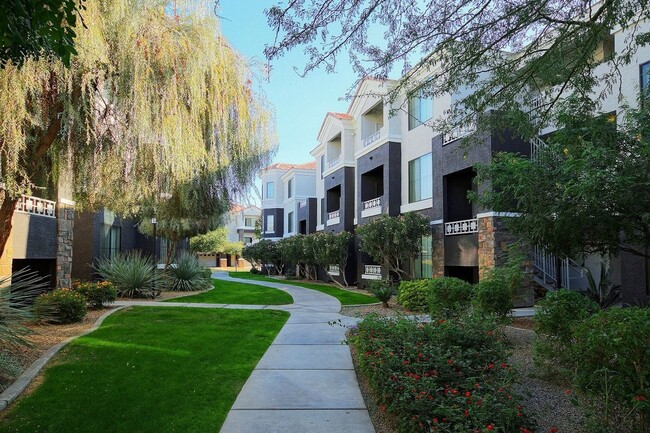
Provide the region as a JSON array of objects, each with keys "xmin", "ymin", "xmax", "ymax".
[{"xmin": 0, "ymin": 306, "xmax": 125, "ymax": 412}]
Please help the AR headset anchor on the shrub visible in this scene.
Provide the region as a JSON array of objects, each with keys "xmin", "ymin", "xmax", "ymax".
[
  {"xmin": 534, "ymin": 289, "xmax": 599, "ymax": 343},
  {"xmin": 350, "ymin": 314, "xmax": 535, "ymax": 433},
  {"xmin": 165, "ymin": 252, "xmax": 212, "ymax": 292},
  {"xmin": 368, "ymin": 279, "xmax": 397, "ymax": 308},
  {"xmin": 94, "ymin": 252, "xmax": 159, "ymax": 298},
  {"xmin": 472, "ymin": 277, "xmax": 513, "ymax": 320},
  {"xmin": 35, "ymin": 288, "xmax": 87, "ymax": 324},
  {"xmin": 249, "ymin": 267, "xmax": 260, "ymax": 274},
  {"xmin": 428, "ymin": 277, "xmax": 473, "ymax": 318},
  {"xmin": 0, "ymin": 268, "xmax": 49, "ymax": 347},
  {"xmin": 73, "ymin": 281, "xmax": 117, "ymax": 309},
  {"xmin": 396, "ymin": 279, "xmax": 430, "ymax": 312},
  {"xmin": 571, "ymin": 307, "xmax": 650, "ymax": 432}
]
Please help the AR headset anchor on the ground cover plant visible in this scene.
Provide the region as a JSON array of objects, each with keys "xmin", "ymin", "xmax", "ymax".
[
  {"xmin": 350, "ymin": 313, "xmax": 536, "ymax": 433},
  {"xmin": 0, "ymin": 307, "xmax": 288, "ymax": 433},
  {"xmin": 229, "ymin": 271, "xmax": 378, "ymax": 305},
  {"xmin": 166, "ymin": 279, "xmax": 293, "ymax": 305}
]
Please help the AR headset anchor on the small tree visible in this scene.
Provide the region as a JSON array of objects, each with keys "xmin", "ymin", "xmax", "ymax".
[
  {"xmin": 278, "ymin": 235, "xmax": 305, "ymax": 276},
  {"xmin": 357, "ymin": 213, "xmax": 430, "ymax": 280},
  {"xmin": 190, "ymin": 228, "xmax": 229, "ymax": 254},
  {"xmin": 311, "ymin": 231, "xmax": 353, "ymax": 287},
  {"xmin": 244, "ymin": 239, "xmax": 282, "ymax": 275}
]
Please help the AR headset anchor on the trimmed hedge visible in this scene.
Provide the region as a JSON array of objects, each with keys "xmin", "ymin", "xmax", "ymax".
[
  {"xmin": 428, "ymin": 277, "xmax": 473, "ymax": 318},
  {"xmin": 396, "ymin": 280, "xmax": 430, "ymax": 312}
]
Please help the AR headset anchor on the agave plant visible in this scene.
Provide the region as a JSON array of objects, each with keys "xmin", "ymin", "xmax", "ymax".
[
  {"xmin": 585, "ymin": 262, "xmax": 621, "ymax": 309},
  {"xmin": 0, "ymin": 268, "xmax": 50, "ymax": 347},
  {"xmin": 164, "ymin": 251, "xmax": 212, "ymax": 292},
  {"xmin": 368, "ymin": 279, "xmax": 397, "ymax": 308},
  {"xmin": 94, "ymin": 252, "xmax": 159, "ymax": 298}
]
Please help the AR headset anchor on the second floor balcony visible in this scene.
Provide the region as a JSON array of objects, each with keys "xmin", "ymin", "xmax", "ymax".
[
  {"xmin": 361, "ymin": 196, "xmax": 382, "ymax": 218},
  {"xmin": 444, "ymin": 218, "xmax": 478, "ymax": 236}
]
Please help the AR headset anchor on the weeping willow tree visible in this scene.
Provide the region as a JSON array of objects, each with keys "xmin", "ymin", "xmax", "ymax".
[{"xmin": 0, "ymin": 0, "xmax": 276, "ymax": 259}]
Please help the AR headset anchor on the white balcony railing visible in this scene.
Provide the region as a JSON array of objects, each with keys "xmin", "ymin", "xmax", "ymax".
[
  {"xmin": 362, "ymin": 197, "xmax": 381, "ymax": 210},
  {"xmin": 327, "ymin": 210, "xmax": 340, "ymax": 220},
  {"xmin": 328, "ymin": 156, "xmax": 341, "ymax": 168},
  {"xmin": 16, "ymin": 195, "xmax": 56, "ymax": 218},
  {"xmin": 299, "ymin": 200, "xmax": 307, "ymax": 208},
  {"xmin": 362, "ymin": 264, "xmax": 382, "ymax": 280},
  {"xmin": 530, "ymin": 136, "xmax": 546, "ymax": 159},
  {"xmin": 328, "ymin": 264, "xmax": 340, "ymax": 276},
  {"xmin": 444, "ymin": 218, "xmax": 478, "ymax": 236},
  {"xmin": 362, "ymin": 130, "xmax": 381, "ymax": 147},
  {"xmin": 442, "ymin": 121, "xmax": 477, "ymax": 145}
]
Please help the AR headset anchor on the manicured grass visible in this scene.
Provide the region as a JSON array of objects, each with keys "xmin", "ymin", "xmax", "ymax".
[
  {"xmin": 0, "ymin": 307, "xmax": 288, "ymax": 433},
  {"xmin": 229, "ymin": 271, "xmax": 379, "ymax": 305},
  {"xmin": 164, "ymin": 279, "xmax": 293, "ymax": 305}
]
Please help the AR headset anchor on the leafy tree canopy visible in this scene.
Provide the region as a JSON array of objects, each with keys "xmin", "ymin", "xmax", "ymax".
[
  {"xmin": 0, "ymin": 0, "xmax": 85, "ymax": 68},
  {"xmin": 357, "ymin": 212, "xmax": 430, "ymax": 280},
  {"xmin": 190, "ymin": 227, "xmax": 242, "ymax": 255},
  {"xmin": 0, "ymin": 0, "xmax": 276, "ymax": 257},
  {"xmin": 473, "ymin": 96, "xmax": 650, "ymax": 262},
  {"xmin": 265, "ymin": 0, "xmax": 649, "ymax": 130}
]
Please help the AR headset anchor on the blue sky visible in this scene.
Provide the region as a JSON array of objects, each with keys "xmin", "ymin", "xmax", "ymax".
[{"xmin": 218, "ymin": 1, "xmax": 358, "ymax": 166}]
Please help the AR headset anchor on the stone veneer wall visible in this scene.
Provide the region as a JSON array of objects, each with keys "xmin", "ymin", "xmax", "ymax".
[
  {"xmin": 431, "ymin": 223, "xmax": 445, "ymax": 278},
  {"xmin": 56, "ymin": 202, "xmax": 75, "ymax": 288}
]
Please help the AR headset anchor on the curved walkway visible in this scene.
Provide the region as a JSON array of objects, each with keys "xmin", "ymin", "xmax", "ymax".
[{"xmin": 116, "ymin": 272, "xmax": 375, "ymax": 433}]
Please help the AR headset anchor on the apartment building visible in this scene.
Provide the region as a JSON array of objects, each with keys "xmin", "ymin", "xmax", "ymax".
[{"xmin": 259, "ymin": 162, "xmax": 317, "ymax": 240}]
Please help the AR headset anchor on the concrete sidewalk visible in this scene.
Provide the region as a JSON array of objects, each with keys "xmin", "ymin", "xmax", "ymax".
[{"xmin": 214, "ymin": 273, "xmax": 375, "ymax": 433}]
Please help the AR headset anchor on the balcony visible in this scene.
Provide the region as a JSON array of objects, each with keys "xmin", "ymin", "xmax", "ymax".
[
  {"xmin": 442, "ymin": 121, "xmax": 477, "ymax": 145},
  {"xmin": 327, "ymin": 209, "xmax": 340, "ymax": 226},
  {"xmin": 362, "ymin": 130, "xmax": 381, "ymax": 148},
  {"xmin": 16, "ymin": 195, "xmax": 57, "ymax": 218},
  {"xmin": 362, "ymin": 264, "xmax": 382, "ymax": 280},
  {"xmin": 328, "ymin": 156, "xmax": 341, "ymax": 168},
  {"xmin": 299, "ymin": 200, "xmax": 307, "ymax": 208},
  {"xmin": 327, "ymin": 264, "xmax": 340, "ymax": 276},
  {"xmin": 444, "ymin": 218, "xmax": 478, "ymax": 236},
  {"xmin": 361, "ymin": 196, "xmax": 382, "ymax": 218}
]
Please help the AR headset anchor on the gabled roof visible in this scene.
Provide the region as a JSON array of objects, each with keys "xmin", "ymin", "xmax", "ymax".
[{"xmin": 261, "ymin": 161, "xmax": 316, "ymax": 173}]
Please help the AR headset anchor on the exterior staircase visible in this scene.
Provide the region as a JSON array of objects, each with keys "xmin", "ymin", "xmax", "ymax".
[{"xmin": 532, "ymin": 245, "xmax": 588, "ymax": 292}]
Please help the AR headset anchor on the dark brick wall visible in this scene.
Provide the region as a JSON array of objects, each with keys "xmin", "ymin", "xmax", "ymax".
[
  {"xmin": 12, "ymin": 213, "xmax": 57, "ymax": 259},
  {"xmin": 619, "ymin": 251, "xmax": 650, "ymax": 306},
  {"xmin": 356, "ymin": 141, "xmax": 402, "ymax": 223},
  {"xmin": 261, "ymin": 208, "xmax": 284, "ymax": 238}
]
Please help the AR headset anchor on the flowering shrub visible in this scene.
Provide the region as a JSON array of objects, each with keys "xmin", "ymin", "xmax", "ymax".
[
  {"xmin": 350, "ymin": 314, "xmax": 536, "ymax": 433},
  {"xmin": 429, "ymin": 277, "xmax": 473, "ymax": 318},
  {"xmin": 72, "ymin": 280, "xmax": 117, "ymax": 309},
  {"xmin": 35, "ymin": 288, "xmax": 87, "ymax": 324},
  {"xmin": 396, "ymin": 280, "xmax": 430, "ymax": 312},
  {"xmin": 572, "ymin": 307, "xmax": 650, "ymax": 431}
]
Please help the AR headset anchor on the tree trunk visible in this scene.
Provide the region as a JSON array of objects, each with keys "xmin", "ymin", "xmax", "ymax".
[
  {"xmin": 0, "ymin": 196, "xmax": 19, "ymax": 260},
  {"xmin": 164, "ymin": 238, "xmax": 176, "ymax": 270}
]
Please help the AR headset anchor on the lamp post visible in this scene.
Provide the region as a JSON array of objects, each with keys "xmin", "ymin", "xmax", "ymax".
[{"xmin": 151, "ymin": 216, "xmax": 158, "ymax": 263}]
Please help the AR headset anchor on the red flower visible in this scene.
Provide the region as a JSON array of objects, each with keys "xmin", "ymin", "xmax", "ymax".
[
  {"xmin": 447, "ymin": 359, "xmax": 454, "ymax": 365},
  {"xmin": 465, "ymin": 391, "xmax": 472, "ymax": 398},
  {"xmin": 563, "ymin": 389, "xmax": 571, "ymax": 395},
  {"xmin": 550, "ymin": 427, "xmax": 559, "ymax": 433},
  {"xmin": 488, "ymin": 363, "xmax": 495, "ymax": 369},
  {"xmin": 634, "ymin": 395, "xmax": 646, "ymax": 401},
  {"xmin": 486, "ymin": 424, "xmax": 495, "ymax": 431}
]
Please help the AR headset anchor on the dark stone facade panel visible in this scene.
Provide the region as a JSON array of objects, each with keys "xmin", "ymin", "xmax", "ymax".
[
  {"xmin": 324, "ymin": 166, "xmax": 355, "ymax": 233},
  {"xmin": 619, "ymin": 250, "xmax": 650, "ymax": 306},
  {"xmin": 356, "ymin": 141, "xmax": 402, "ymax": 224},
  {"xmin": 12, "ymin": 213, "xmax": 57, "ymax": 259},
  {"xmin": 261, "ymin": 208, "xmax": 284, "ymax": 238},
  {"xmin": 443, "ymin": 234, "xmax": 478, "ymax": 267}
]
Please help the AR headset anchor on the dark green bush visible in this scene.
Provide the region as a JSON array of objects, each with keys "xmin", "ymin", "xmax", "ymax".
[
  {"xmin": 535, "ymin": 289, "xmax": 599, "ymax": 343},
  {"xmin": 249, "ymin": 268, "xmax": 260, "ymax": 274},
  {"xmin": 472, "ymin": 276, "xmax": 513, "ymax": 320},
  {"xmin": 350, "ymin": 314, "xmax": 535, "ymax": 433},
  {"xmin": 368, "ymin": 279, "xmax": 397, "ymax": 308},
  {"xmin": 428, "ymin": 277, "xmax": 473, "ymax": 318},
  {"xmin": 73, "ymin": 280, "xmax": 117, "ymax": 309},
  {"xmin": 572, "ymin": 307, "xmax": 650, "ymax": 432},
  {"xmin": 35, "ymin": 288, "xmax": 87, "ymax": 324},
  {"xmin": 165, "ymin": 252, "xmax": 212, "ymax": 291},
  {"xmin": 396, "ymin": 279, "xmax": 430, "ymax": 312}
]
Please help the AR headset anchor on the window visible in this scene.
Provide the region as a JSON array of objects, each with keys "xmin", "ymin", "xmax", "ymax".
[
  {"xmin": 244, "ymin": 236, "xmax": 253, "ymax": 244},
  {"xmin": 288, "ymin": 211, "xmax": 294, "ymax": 233},
  {"xmin": 641, "ymin": 61, "xmax": 650, "ymax": 97},
  {"xmin": 409, "ymin": 153, "xmax": 433, "ymax": 203},
  {"xmin": 413, "ymin": 235, "xmax": 433, "ymax": 279},
  {"xmin": 100, "ymin": 225, "xmax": 121, "ymax": 259},
  {"xmin": 408, "ymin": 85, "xmax": 433, "ymax": 130},
  {"xmin": 244, "ymin": 217, "xmax": 254, "ymax": 227},
  {"xmin": 287, "ymin": 179, "xmax": 293, "ymax": 198},
  {"xmin": 266, "ymin": 182, "xmax": 275, "ymax": 199},
  {"xmin": 266, "ymin": 215, "xmax": 274, "ymax": 233}
]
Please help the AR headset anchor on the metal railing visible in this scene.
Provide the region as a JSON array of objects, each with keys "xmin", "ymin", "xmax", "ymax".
[
  {"xmin": 327, "ymin": 209, "xmax": 340, "ymax": 220},
  {"xmin": 362, "ymin": 130, "xmax": 381, "ymax": 147},
  {"xmin": 328, "ymin": 156, "xmax": 341, "ymax": 168},
  {"xmin": 444, "ymin": 218, "xmax": 478, "ymax": 236},
  {"xmin": 362, "ymin": 196, "xmax": 382, "ymax": 210},
  {"xmin": 530, "ymin": 136, "xmax": 546, "ymax": 159},
  {"xmin": 328, "ymin": 265, "xmax": 340, "ymax": 275},
  {"xmin": 16, "ymin": 195, "xmax": 56, "ymax": 218},
  {"xmin": 364, "ymin": 265, "xmax": 381, "ymax": 275},
  {"xmin": 533, "ymin": 245, "xmax": 587, "ymax": 290},
  {"xmin": 442, "ymin": 121, "xmax": 477, "ymax": 145}
]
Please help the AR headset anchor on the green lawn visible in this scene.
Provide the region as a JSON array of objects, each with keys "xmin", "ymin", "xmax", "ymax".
[
  {"xmin": 0, "ymin": 307, "xmax": 288, "ymax": 433},
  {"xmin": 229, "ymin": 271, "xmax": 379, "ymax": 305},
  {"xmin": 164, "ymin": 279, "xmax": 293, "ymax": 305}
]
